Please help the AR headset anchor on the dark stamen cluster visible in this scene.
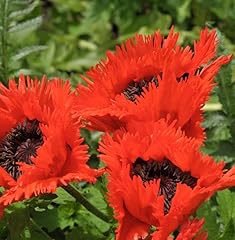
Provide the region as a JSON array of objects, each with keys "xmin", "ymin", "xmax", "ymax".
[
  {"xmin": 176, "ymin": 72, "xmax": 189, "ymax": 82},
  {"xmin": 0, "ymin": 119, "xmax": 43, "ymax": 179},
  {"xmin": 131, "ymin": 158, "xmax": 197, "ymax": 214},
  {"xmin": 123, "ymin": 76, "xmax": 159, "ymax": 102},
  {"xmin": 177, "ymin": 67, "xmax": 203, "ymax": 82},
  {"xmin": 195, "ymin": 66, "xmax": 203, "ymax": 75}
]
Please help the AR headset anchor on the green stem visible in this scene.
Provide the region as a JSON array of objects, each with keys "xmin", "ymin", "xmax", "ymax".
[
  {"xmin": 63, "ymin": 184, "xmax": 110, "ymax": 223},
  {"xmin": 30, "ymin": 217, "xmax": 53, "ymax": 240},
  {"xmin": 1, "ymin": 0, "xmax": 9, "ymax": 85}
]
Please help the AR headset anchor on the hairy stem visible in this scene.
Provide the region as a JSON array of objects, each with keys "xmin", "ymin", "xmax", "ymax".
[
  {"xmin": 63, "ymin": 184, "xmax": 110, "ymax": 223},
  {"xmin": 1, "ymin": 0, "xmax": 9, "ymax": 85}
]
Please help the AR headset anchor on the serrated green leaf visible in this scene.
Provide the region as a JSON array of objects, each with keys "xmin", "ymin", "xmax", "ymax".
[
  {"xmin": 9, "ymin": 2, "xmax": 38, "ymax": 19},
  {"xmin": 78, "ymin": 208, "xmax": 111, "ymax": 236},
  {"xmin": 31, "ymin": 202, "xmax": 81, "ymax": 232},
  {"xmin": 11, "ymin": 0, "xmax": 32, "ymax": 5},
  {"xmin": 37, "ymin": 41, "xmax": 56, "ymax": 68},
  {"xmin": 216, "ymin": 61, "xmax": 235, "ymax": 116},
  {"xmin": 8, "ymin": 16, "xmax": 42, "ymax": 33},
  {"xmin": 218, "ymin": 219, "xmax": 235, "ymax": 240},
  {"xmin": 57, "ymin": 202, "xmax": 81, "ymax": 230},
  {"xmin": 81, "ymin": 185, "xmax": 108, "ymax": 215},
  {"xmin": 78, "ymin": 185, "xmax": 111, "ymax": 233},
  {"xmin": 205, "ymin": 124, "xmax": 230, "ymax": 142},
  {"xmin": 53, "ymin": 187, "xmax": 76, "ymax": 205},
  {"xmin": 203, "ymin": 112, "xmax": 229, "ymax": 129},
  {"xmin": 11, "ymin": 45, "xmax": 47, "ymax": 61},
  {"xmin": 217, "ymin": 190, "xmax": 235, "ymax": 226},
  {"xmin": 229, "ymin": 118, "xmax": 235, "ymax": 143},
  {"xmin": 213, "ymin": 141, "xmax": 235, "ymax": 163},
  {"xmin": 197, "ymin": 201, "xmax": 220, "ymax": 239}
]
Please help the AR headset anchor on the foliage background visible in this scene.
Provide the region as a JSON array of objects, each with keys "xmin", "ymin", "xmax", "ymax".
[{"xmin": 0, "ymin": 0, "xmax": 235, "ymax": 239}]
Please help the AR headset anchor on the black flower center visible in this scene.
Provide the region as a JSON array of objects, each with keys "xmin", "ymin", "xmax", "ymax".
[
  {"xmin": 123, "ymin": 68, "xmax": 203, "ymax": 101},
  {"xmin": 0, "ymin": 119, "xmax": 43, "ymax": 180},
  {"xmin": 123, "ymin": 76, "xmax": 159, "ymax": 102},
  {"xmin": 177, "ymin": 67, "xmax": 203, "ymax": 82},
  {"xmin": 131, "ymin": 158, "xmax": 197, "ymax": 214}
]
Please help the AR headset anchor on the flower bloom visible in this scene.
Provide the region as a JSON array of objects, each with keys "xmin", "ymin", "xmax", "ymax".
[
  {"xmin": 0, "ymin": 75, "xmax": 101, "ymax": 216},
  {"xmin": 99, "ymin": 120, "xmax": 235, "ymax": 240},
  {"xmin": 75, "ymin": 28, "xmax": 232, "ymax": 142}
]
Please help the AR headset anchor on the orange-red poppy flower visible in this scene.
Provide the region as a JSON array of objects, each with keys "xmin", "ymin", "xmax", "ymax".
[
  {"xmin": 0, "ymin": 75, "xmax": 101, "ymax": 216},
  {"xmin": 99, "ymin": 120, "xmax": 235, "ymax": 240},
  {"xmin": 76, "ymin": 28, "xmax": 232, "ymax": 142}
]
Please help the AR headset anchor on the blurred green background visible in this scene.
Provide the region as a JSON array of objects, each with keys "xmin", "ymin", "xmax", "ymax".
[{"xmin": 1, "ymin": 0, "xmax": 235, "ymax": 84}]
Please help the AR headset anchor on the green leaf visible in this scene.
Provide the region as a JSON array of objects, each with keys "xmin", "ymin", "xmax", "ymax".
[
  {"xmin": 6, "ymin": 203, "xmax": 30, "ymax": 240},
  {"xmin": 42, "ymin": 41, "xmax": 56, "ymax": 67},
  {"xmin": 217, "ymin": 190, "xmax": 235, "ymax": 226},
  {"xmin": 211, "ymin": 0, "xmax": 235, "ymax": 20},
  {"xmin": 69, "ymin": 209, "xmax": 110, "ymax": 240},
  {"xmin": 218, "ymin": 219, "xmax": 235, "ymax": 240},
  {"xmin": 79, "ymin": 185, "xmax": 111, "ymax": 233},
  {"xmin": 53, "ymin": 187, "xmax": 76, "ymax": 205},
  {"xmin": 56, "ymin": 52, "xmax": 99, "ymax": 71},
  {"xmin": 8, "ymin": 16, "xmax": 42, "ymax": 33},
  {"xmin": 65, "ymin": 226, "xmax": 102, "ymax": 240},
  {"xmin": 81, "ymin": 185, "xmax": 109, "ymax": 217},
  {"xmin": 208, "ymin": 140, "xmax": 235, "ymax": 163},
  {"xmin": 31, "ymin": 207, "xmax": 59, "ymax": 233},
  {"xmin": 0, "ymin": 217, "xmax": 8, "ymax": 239},
  {"xmin": 32, "ymin": 202, "xmax": 81, "ymax": 232},
  {"xmin": 177, "ymin": 0, "xmax": 192, "ymax": 23},
  {"xmin": 197, "ymin": 201, "xmax": 220, "ymax": 239},
  {"xmin": 57, "ymin": 202, "xmax": 81, "ymax": 230},
  {"xmin": 229, "ymin": 118, "xmax": 235, "ymax": 143},
  {"xmin": 216, "ymin": 60, "xmax": 235, "ymax": 117},
  {"xmin": 20, "ymin": 223, "xmax": 52, "ymax": 240},
  {"xmin": 11, "ymin": 0, "xmax": 32, "ymax": 5},
  {"xmin": 11, "ymin": 45, "xmax": 47, "ymax": 61},
  {"xmin": 203, "ymin": 112, "xmax": 229, "ymax": 129},
  {"xmin": 9, "ymin": 2, "xmax": 38, "ymax": 19}
]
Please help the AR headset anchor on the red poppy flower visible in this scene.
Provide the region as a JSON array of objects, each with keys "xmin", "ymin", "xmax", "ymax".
[
  {"xmin": 99, "ymin": 120, "xmax": 235, "ymax": 240},
  {"xmin": 76, "ymin": 28, "xmax": 232, "ymax": 142},
  {"xmin": 0, "ymin": 75, "xmax": 101, "ymax": 216}
]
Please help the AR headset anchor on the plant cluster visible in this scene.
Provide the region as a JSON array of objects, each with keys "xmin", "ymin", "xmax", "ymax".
[{"xmin": 0, "ymin": 1, "xmax": 235, "ymax": 240}]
